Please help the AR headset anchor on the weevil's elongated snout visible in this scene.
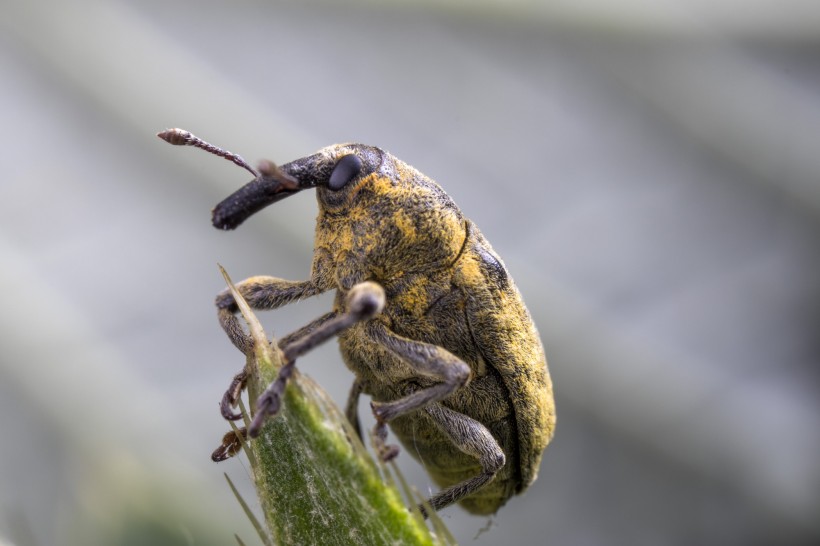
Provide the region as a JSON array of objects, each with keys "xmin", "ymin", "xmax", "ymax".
[
  {"xmin": 157, "ymin": 129, "xmax": 344, "ymax": 230},
  {"xmin": 211, "ymin": 153, "xmax": 329, "ymax": 230},
  {"xmin": 211, "ymin": 176, "xmax": 299, "ymax": 230}
]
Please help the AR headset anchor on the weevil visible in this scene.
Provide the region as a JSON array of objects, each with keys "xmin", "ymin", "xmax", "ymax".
[{"xmin": 158, "ymin": 128, "xmax": 555, "ymax": 515}]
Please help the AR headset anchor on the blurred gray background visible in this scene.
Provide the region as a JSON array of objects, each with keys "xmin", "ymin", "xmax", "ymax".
[{"xmin": 1, "ymin": 0, "xmax": 819, "ymax": 545}]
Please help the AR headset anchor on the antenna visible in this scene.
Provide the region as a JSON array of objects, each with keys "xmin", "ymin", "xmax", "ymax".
[{"xmin": 157, "ymin": 128, "xmax": 259, "ymax": 178}]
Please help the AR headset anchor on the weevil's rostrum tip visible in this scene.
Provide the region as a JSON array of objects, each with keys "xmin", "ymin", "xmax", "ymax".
[{"xmin": 210, "ymin": 174, "xmax": 304, "ymax": 231}]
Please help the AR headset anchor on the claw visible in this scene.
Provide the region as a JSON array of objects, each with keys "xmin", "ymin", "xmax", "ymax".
[
  {"xmin": 220, "ymin": 371, "xmax": 248, "ymax": 421},
  {"xmin": 211, "ymin": 427, "xmax": 246, "ymax": 462},
  {"xmin": 220, "ymin": 393, "xmax": 243, "ymax": 421}
]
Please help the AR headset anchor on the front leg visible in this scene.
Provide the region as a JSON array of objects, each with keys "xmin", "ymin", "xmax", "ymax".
[
  {"xmin": 217, "ymin": 276, "xmax": 324, "ymax": 354},
  {"xmin": 212, "ymin": 311, "xmax": 341, "ymax": 460},
  {"xmin": 219, "ymin": 311, "xmax": 338, "ymax": 421}
]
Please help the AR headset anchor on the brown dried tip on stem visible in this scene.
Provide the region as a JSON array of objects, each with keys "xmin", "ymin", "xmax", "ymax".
[{"xmin": 156, "ymin": 127, "xmax": 259, "ymax": 178}]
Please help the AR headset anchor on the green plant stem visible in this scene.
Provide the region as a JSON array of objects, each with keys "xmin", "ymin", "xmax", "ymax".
[{"xmin": 218, "ymin": 266, "xmax": 449, "ymax": 545}]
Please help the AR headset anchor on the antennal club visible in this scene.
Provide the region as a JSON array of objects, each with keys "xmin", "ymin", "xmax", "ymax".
[{"xmin": 157, "ymin": 128, "xmax": 259, "ymax": 178}]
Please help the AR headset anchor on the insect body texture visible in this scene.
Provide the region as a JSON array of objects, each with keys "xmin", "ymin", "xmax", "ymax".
[
  {"xmin": 159, "ymin": 129, "xmax": 555, "ymax": 515},
  {"xmin": 313, "ymin": 149, "xmax": 555, "ymax": 514}
]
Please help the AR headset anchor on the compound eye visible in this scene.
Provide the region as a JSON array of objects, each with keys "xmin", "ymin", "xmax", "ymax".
[{"xmin": 328, "ymin": 154, "xmax": 362, "ymax": 191}]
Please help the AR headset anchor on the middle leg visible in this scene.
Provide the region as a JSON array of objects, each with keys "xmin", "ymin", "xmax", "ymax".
[{"xmin": 362, "ymin": 322, "xmax": 472, "ymax": 460}]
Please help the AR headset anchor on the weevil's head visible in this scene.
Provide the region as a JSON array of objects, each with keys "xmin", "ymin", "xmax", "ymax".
[
  {"xmin": 212, "ymin": 143, "xmax": 461, "ymax": 226},
  {"xmin": 211, "ymin": 143, "xmax": 383, "ymax": 229},
  {"xmin": 283, "ymin": 143, "xmax": 387, "ymax": 213},
  {"xmin": 212, "ymin": 143, "xmax": 466, "ymax": 276}
]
